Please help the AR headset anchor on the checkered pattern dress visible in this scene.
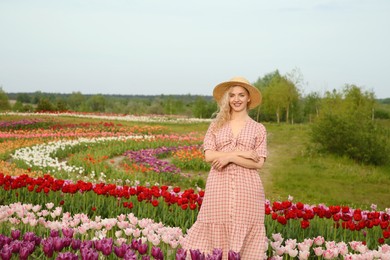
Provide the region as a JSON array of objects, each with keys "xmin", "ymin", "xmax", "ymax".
[{"xmin": 182, "ymin": 118, "xmax": 267, "ymax": 260}]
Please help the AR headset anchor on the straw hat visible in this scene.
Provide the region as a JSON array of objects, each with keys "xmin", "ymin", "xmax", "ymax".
[{"xmin": 213, "ymin": 76, "xmax": 262, "ymax": 109}]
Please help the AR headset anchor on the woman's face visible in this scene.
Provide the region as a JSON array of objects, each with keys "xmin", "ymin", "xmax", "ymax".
[{"xmin": 229, "ymin": 86, "xmax": 250, "ymax": 113}]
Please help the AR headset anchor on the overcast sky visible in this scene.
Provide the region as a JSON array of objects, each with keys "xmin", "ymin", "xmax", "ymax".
[{"xmin": 1, "ymin": 0, "xmax": 389, "ymax": 98}]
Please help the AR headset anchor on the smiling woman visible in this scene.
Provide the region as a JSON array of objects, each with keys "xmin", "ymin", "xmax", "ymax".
[{"xmin": 182, "ymin": 77, "xmax": 268, "ymax": 259}]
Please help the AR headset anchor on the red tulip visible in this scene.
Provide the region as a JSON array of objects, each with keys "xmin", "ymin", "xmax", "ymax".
[{"xmin": 300, "ymin": 220, "xmax": 310, "ymax": 229}]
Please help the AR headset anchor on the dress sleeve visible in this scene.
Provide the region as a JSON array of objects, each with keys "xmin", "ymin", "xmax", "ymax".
[
  {"xmin": 255, "ymin": 123, "xmax": 267, "ymax": 158},
  {"xmin": 202, "ymin": 122, "xmax": 217, "ymax": 152}
]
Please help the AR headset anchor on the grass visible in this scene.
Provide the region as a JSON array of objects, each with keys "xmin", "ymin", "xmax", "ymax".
[{"xmin": 262, "ymin": 123, "xmax": 390, "ymax": 209}]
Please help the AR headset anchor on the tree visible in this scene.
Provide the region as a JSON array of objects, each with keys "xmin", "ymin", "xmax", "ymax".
[
  {"xmin": 86, "ymin": 94, "xmax": 106, "ymax": 112},
  {"xmin": 162, "ymin": 97, "xmax": 184, "ymax": 115},
  {"xmin": 0, "ymin": 87, "xmax": 11, "ymax": 111},
  {"xmin": 55, "ymin": 99, "xmax": 68, "ymax": 112},
  {"xmin": 36, "ymin": 98, "xmax": 55, "ymax": 111},
  {"xmin": 32, "ymin": 91, "xmax": 44, "ymax": 104},
  {"xmin": 67, "ymin": 92, "xmax": 85, "ymax": 111},
  {"xmin": 282, "ymin": 77, "xmax": 300, "ymax": 123},
  {"xmin": 261, "ymin": 76, "xmax": 299, "ymax": 123},
  {"xmin": 303, "ymin": 92, "xmax": 321, "ymax": 122},
  {"xmin": 12, "ymin": 100, "xmax": 25, "ymax": 112},
  {"xmin": 193, "ymin": 96, "xmax": 217, "ymax": 118},
  {"xmin": 13, "ymin": 101, "xmax": 34, "ymax": 112},
  {"xmin": 147, "ymin": 98, "xmax": 164, "ymax": 115},
  {"xmin": 16, "ymin": 93, "xmax": 31, "ymax": 103},
  {"xmin": 253, "ymin": 70, "xmax": 281, "ymax": 121}
]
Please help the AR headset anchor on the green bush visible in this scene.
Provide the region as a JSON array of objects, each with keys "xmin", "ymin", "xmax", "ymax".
[{"xmin": 311, "ymin": 113, "xmax": 389, "ymax": 165}]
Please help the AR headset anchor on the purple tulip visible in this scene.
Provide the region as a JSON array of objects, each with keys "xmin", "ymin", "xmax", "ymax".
[
  {"xmin": 123, "ymin": 147, "xmax": 182, "ymax": 174},
  {"xmin": 24, "ymin": 241, "xmax": 36, "ymax": 254},
  {"xmin": 94, "ymin": 239, "xmax": 103, "ymax": 251},
  {"xmin": 10, "ymin": 240, "xmax": 22, "ymax": 253},
  {"xmin": 50, "ymin": 229, "xmax": 60, "ymax": 237},
  {"xmin": 42, "ymin": 239, "xmax": 54, "ymax": 257},
  {"xmin": 0, "ymin": 235, "xmax": 11, "ymax": 248},
  {"xmin": 71, "ymin": 239, "xmax": 81, "ymax": 250},
  {"xmin": 19, "ymin": 245, "xmax": 31, "ymax": 260},
  {"xmin": 151, "ymin": 246, "xmax": 164, "ymax": 260},
  {"xmin": 206, "ymin": 254, "xmax": 221, "ymax": 260},
  {"xmin": 175, "ymin": 248, "xmax": 187, "ymax": 260},
  {"xmin": 80, "ymin": 240, "xmax": 93, "ymax": 250},
  {"xmin": 34, "ymin": 235, "xmax": 42, "ymax": 246},
  {"xmin": 124, "ymin": 250, "xmax": 137, "ymax": 260},
  {"xmin": 11, "ymin": 229, "xmax": 21, "ymax": 240},
  {"xmin": 212, "ymin": 249, "xmax": 222, "ymax": 260},
  {"xmin": 114, "ymin": 243, "xmax": 128, "ymax": 258},
  {"xmin": 23, "ymin": 232, "xmax": 36, "ymax": 242},
  {"xmin": 53, "ymin": 237, "xmax": 65, "ymax": 251},
  {"xmin": 142, "ymin": 256, "xmax": 151, "ymax": 260},
  {"xmin": 0, "ymin": 244, "xmax": 12, "ymax": 260},
  {"xmin": 62, "ymin": 228, "xmax": 74, "ymax": 238},
  {"xmin": 101, "ymin": 241, "xmax": 113, "ymax": 256},
  {"xmin": 130, "ymin": 238, "xmax": 140, "ymax": 250},
  {"xmin": 80, "ymin": 247, "xmax": 99, "ymax": 260},
  {"xmin": 63, "ymin": 237, "xmax": 72, "ymax": 247},
  {"xmin": 227, "ymin": 250, "xmax": 240, "ymax": 260},
  {"xmin": 190, "ymin": 249, "xmax": 202, "ymax": 260},
  {"xmin": 56, "ymin": 252, "xmax": 79, "ymax": 260},
  {"xmin": 137, "ymin": 242, "xmax": 148, "ymax": 255}
]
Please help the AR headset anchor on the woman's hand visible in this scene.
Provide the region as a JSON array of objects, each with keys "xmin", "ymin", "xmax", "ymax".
[{"xmin": 211, "ymin": 157, "xmax": 231, "ymax": 171}]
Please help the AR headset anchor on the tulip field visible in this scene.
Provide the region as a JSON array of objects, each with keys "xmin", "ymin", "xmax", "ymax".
[{"xmin": 0, "ymin": 112, "xmax": 389, "ymax": 260}]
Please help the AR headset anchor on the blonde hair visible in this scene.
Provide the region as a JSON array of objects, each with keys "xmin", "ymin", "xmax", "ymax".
[{"xmin": 212, "ymin": 88, "xmax": 232, "ymax": 131}]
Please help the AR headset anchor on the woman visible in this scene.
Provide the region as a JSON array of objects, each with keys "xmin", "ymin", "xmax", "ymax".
[{"xmin": 182, "ymin": 76, "xmax": 267, "ymax": 259}]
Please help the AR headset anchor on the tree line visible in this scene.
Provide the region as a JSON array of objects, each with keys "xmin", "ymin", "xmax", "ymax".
[{"xmin": 1, "ymin": 70, "xmax": 389, "ymax": 122}]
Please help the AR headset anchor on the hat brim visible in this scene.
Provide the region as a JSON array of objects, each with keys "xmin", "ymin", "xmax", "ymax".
[{"xmin": 213, "ymin": 81, "xmax": 262, "ymax": 109}]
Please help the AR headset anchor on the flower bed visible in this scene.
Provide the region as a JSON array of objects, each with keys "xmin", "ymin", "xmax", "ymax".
[{"xmin": 0, "ymin": 113, "xmax": 389, "ymax": 259}]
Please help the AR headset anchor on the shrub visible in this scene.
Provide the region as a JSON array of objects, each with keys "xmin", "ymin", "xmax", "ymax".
[
  {"xmin": 311, "ymin": 113, "xmax": 389, "ymax": 165},
  {"xmin": 310, "ymin": 85, "xmax": 390, "ymax": 166}
]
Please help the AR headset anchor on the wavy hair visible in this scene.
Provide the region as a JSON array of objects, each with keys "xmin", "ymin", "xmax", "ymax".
[{"xmin": 211, "ymin": 88, "xmax": 232, "ymax": 131}]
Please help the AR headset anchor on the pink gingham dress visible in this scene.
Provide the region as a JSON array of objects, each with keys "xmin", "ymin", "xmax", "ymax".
[{"xmin": 182, "ymin": 118, "xmax": 267, "ymax": 260}]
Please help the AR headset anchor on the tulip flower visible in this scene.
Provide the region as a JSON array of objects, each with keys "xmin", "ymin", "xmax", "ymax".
[
  {"xmin": 211, "ymin": 248, "xmax": 223, "ymax": 260},
  {"xmin": 228, "ymin": 250, "xmax": 240, "ymax": 260},
  {"xmin": 57, "ymin": 252, "xmax": 79, "ymax": 260},
  {"xmin": 124, "ymin": 250, "xmax": 137, "ymax": 260},
  {"xmin": 175, "ymin": 248, "xmax": 187, "ymax": 260},
  {"xmin": 62, "ymin": 228, "xmax": 74, "ymax": 238},
  {"xmin": 80, "ymin": 247, "xmax": 99, "ymax": 260},
  {"xmin": 50, "ymin": 229, "xmax": 60, "ymax": 237},
  {"xmin": 71, "ymin": 239, "xmax": 81, "ymax": 250},
  {"xmin": 19, "ymin": 244, "xmax": 32, "ymax": 260},
  {"xmin": 151, "ymin": 246, "xmax": 164, "ymax": 259},
  {"xmin": 10, "ymin": 240, "xmax": 22, "ymax": 253},
  {"xmin": 138, "ymin": 242, "xmax": 149, "ymax": 255},
  {"xmin": 0, "ymin": 244, "xmax": 12, "ymax": 260},
  {"xmin": 23, "ymin": 232, "xmax": 36, "ymax": 242},
  {"xmin": 130, "ymin": 238, "xmax": 140, "ymax": 250},
  {"xmin": 0, "ymin": 235, "xmax": 11, "ymax": 246},
  {"xmin": 11, "ymin": 229, "xmax": 21, "ymax": 240},
  {"xmin": 190, "ymin": 249, "xmax": 205, "ymax": 260},
  {"xmin": 42, "ymin": 239, "xmax": 54, "ymax": 257},
  {"xmin": 114, "ymin": 243, "xmax": 128, "ymax": 258}
]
